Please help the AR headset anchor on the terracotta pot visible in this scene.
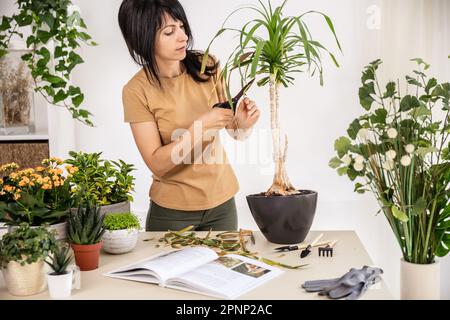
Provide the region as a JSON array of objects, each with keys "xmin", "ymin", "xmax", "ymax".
[
  {"xmin": 400, "ymin": 258, "xmax": 440, "ymax": 300},
  {"xmin": 246, "ymin": 190, "xmax": 318, "ymax": 244},
  {"xmin": 71, "ymin": 242, "xmax": 103, "ymax": 271}
]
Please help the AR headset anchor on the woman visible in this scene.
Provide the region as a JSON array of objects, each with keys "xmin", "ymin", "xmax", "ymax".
[{"xmin": 118, "ymin": 0, "xmax": 260, "ymax": 231}]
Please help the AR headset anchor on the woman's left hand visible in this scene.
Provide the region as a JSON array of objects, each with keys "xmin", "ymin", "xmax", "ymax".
[{"xmin": 235, "ymin": 97, "xmax": 260, "ymax": 129}]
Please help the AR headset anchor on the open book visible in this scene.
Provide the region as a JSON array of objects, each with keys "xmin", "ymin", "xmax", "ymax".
[{"xmin": 103, "ymin": 246, "xmax": 283, "ymax": 299}]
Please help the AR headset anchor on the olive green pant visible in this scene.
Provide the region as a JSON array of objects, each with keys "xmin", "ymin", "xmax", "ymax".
[{"xmin": 146, "ymin": 197, "xmax": 238, "ymax": 231}]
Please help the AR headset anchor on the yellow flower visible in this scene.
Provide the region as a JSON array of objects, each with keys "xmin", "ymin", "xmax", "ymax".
[
  {"xmin": 21, "ymin": 168, "xmax": 34, "ymax": 175},
  {"xmin": 18, "ymin": 180, "xmax": 27, "ymax": 187},
  {"xmin": 52, "ymin": 175, "xmax": 59, "ymax": 181},
  {"xmin": 13, "ymin": 193, "xmax": 21, "ymax": 200},
  {"xmin": 0, "ymin": 191, "xmax": 5, "ymax": 196},
  {"xmin": 9, "ymin": 172, "xmax": 18, "ymax": 179},
  {"xmin": 41, "ymin": 184, "xmax": 52, "ymax": 190},
  {"xmin": 35, "ymin": 166, "xmax": 46, "ymax": 172},
  {"xmin": 54, "ymin": 181, "xmax": 60, "ymax": 187},
  {"xmin": 0, "ymin": 162, "xmax": 20, "ymax": 172},
  {"xmin": 0, "ymin": 178, "xmax": 3, "ymax": 184},
  {"xmin": 3, "ymin": 185, "xmax": 14, "ymax": 193}
]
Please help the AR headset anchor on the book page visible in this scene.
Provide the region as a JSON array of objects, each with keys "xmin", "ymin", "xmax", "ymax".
[
  {"xmin": 104, "ymin": 247, "xmax": 218, "ymax": 283},
  {"xmin": 167, "ymin": 254, "xmax": 283, "ymax": 299}
]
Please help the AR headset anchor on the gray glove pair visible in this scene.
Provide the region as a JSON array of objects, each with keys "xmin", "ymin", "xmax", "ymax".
[{"xmin": 301, "ymin": 265, "xmax": 383, "ymax": 300}]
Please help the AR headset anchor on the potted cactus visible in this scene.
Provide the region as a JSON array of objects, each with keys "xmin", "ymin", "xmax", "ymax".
[
  {"xmin": 68, "ymin": 202, "xmax": 105, "ymax": 271},
  {"xmin": 202, "ymin": 0, "xmax": 341, "ymax": 243},
  {"xmin": 45, "ymin": 241, "xmax": 80, "ymax": 299},
  {"xmin": 102, "ymin": 212, "xmax": 141, "ymax": 254}
]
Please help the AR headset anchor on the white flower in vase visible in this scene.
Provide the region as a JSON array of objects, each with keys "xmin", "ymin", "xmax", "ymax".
[
  {"xmin": 405, "ymin": 144, "xmax": 415, "ymax": 154},
  {"xmin": 387, "ymin": 128, "xmax": 398, "ymax": 139},
  {"xmin": 353, "ymin": 162, "xmax": 364, "ymax": 171},
  {"xmin": 342, "ymin": 154, "xmax": 352, "ymax": 166},
  {"xmin": 382, "ymin": 159, "xmax": 395, "ymax": 171},
  {"xmin": 354, "ymin": 155, "xmax": 364, "ymax": 164},
  {"xmin": 401, "ymin": 155, "xmax": 412, "ymax": 166},
  {"xmin": 386, "ymin": 150, "xmax": 396, "ymax": 160}
]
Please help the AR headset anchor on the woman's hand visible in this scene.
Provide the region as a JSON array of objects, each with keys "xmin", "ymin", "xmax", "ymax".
[
  {"xmin": 197, "ymin": 108, "xmax": 234, "ymax": 133},
  {"xmin": 235, "ymin": 97, "xmax": 260, "ymax": 129}
]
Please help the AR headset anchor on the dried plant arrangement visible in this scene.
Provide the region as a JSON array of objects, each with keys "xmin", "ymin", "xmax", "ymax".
[
  {"xmin": 0, "ymin": 54, "xmax": 33, "ymax": 129},
  {"xmin": 151, "ymin": 226, "xmax": 307, "ymax": 269}
]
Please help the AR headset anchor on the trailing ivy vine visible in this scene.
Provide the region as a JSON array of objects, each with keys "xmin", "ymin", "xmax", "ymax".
[{"xmin": 0, "ymin": 0, "xmax": 97, "ymax": 126}]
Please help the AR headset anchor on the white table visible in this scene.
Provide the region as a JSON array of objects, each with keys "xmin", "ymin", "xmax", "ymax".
[{"xmin": 0, "ymin": 230, "xmax": 392, "ymax": 300}]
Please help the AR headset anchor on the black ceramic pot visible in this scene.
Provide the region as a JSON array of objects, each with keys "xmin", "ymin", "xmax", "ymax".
[{"xmin": 246, "ymin": 190, "xmax": 318, "ymax": 244}]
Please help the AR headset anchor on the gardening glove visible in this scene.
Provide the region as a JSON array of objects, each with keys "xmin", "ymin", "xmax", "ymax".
[{"xmin": 301, "ymin": 266, "xmax": 383, "ymax": 300}]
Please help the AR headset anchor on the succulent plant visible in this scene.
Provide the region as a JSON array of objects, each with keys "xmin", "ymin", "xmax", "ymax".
[
  {"xmin": 68, "ymin": 201, "xmax": 105, "ymax": 245},
  {"xmin": 45, "ymin": 242, "xmax": 73, "ymax": 275}
]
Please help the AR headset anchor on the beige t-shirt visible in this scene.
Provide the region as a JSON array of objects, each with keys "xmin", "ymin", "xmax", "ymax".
[{"xmin": 122, "ymin": 66, "xmax": 239, "ymax": 210}]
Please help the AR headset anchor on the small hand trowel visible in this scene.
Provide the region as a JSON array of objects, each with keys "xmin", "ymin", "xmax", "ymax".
[
  {"xmin": 213, "ymin": 78, "xmax": 255, "ymax": 114},
  {"xmin": 300, "ymin": 233, "xmax": 324, "ymax": 258}
]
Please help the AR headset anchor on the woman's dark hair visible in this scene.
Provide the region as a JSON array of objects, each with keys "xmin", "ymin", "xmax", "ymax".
[{"xmin": 118, "ymin": 0, "xmax": 218, "ymax": 87}]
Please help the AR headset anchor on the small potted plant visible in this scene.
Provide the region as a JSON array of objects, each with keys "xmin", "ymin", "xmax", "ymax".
[
  {"xmin": 0, "ymin": 157, "xmax": 72, "ymax": 240},
  {"xmin": 0, "ymin": 223, "xmax": 55, "ymax": 296},
  {"xmin": 65, "ymin": 151, "xmax": 136, "ymax": 216},
  {"xmin": 68, "ymin": 201, "xmax": 105, "ymax": 271},
  {"xmin": 45, "ymin": 241, "xmax": 80, "ymax": 299},
  {"xmin": 102, "ymin": 212, "xmax": 141, "ymax": 254}
]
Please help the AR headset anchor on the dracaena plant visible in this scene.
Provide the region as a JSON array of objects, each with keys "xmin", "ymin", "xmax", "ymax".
[
  {"xmin": 0, "ymin": 0, "xmax": 97, "ymax": 126},
  {"xmin": 329, "ymin": 57, "xmax": 450, "ymax": 264},
  {"xmin": 201, "ymin": 0, "xmax": 341, "ymax": 196}
]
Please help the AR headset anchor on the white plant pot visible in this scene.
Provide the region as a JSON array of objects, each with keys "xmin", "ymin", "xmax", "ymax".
[
  {"xmin": 46, "ymin": 265, "xmax": 81, "ymax": 299},
  {"xmin": 400, "ymin": 258, "xmax": 440, "ymax": 300},
  {"xmin": 8, "ymin": 221, "xmax": 68, "ymax": 241},
  {"xmin": 102, "ymin": 228, "xmax": 139, "ymax": 254},
  {"xmin": 71, "ymin": 201, "xmax": 130, "ymax": 217},
  {"xmin": 2, "ymin": 260, "xmax": 46, "ymax": 296}
]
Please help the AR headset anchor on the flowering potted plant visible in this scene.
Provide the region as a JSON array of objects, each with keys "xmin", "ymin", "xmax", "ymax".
[
  {"xmin": 0, "ymin": 223, "xmax": 55, "ymax": 296},
  {"xmin": 202, "ymin": 0, "xmax": 341, "ymax": 243},
  {"xmin": 102, "ymin": 212, "xmax": 141, "ymax": 254},
  {"xmin": 329, "ymin": 58, "xmax": 450, "ymax": 299},
  {"xmin": 0, "ymin": 157, "xmax": 72, "ymax": 239},
  {"xmin": 65, "ymin": 151, "xmax": 136, "ymax": 216}
]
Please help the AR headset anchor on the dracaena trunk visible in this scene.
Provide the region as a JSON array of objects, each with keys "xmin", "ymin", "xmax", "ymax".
[{"xmin": 266, "ymin": 74, "xmax": 299, "ymax": 196}]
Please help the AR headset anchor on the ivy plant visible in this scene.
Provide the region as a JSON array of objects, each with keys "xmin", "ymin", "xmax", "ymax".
[
  {"xmin": 0, "ymin": 222, "xmax": 56, "ymax": 268},
  {"xmin": 0, "ymin": 0, "xmax": 97, "ymax": 126}
]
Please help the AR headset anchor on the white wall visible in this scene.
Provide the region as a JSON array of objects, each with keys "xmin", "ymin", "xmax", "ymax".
[{"xmin": 1, "ymin": 0, "xmax": 449, "ymax": 299}]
